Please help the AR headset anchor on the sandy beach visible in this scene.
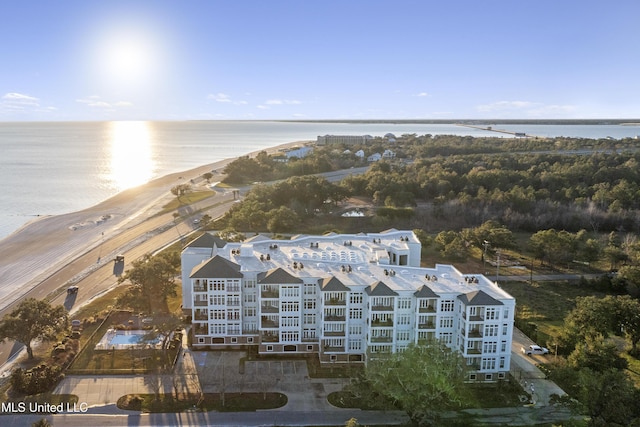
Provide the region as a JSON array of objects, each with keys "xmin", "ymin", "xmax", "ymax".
[{"xmin": 0, "ymin": 140, "xmax": 309, "ymax": 315}]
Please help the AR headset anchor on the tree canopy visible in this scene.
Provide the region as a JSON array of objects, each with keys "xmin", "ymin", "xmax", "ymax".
[
  {"xmin": 359, "ymin": 341, "xmax": 467, "ymax": 426},
  {"xmin": 0, "ymin": 298, "xmax": 68, "ymax": 359}
]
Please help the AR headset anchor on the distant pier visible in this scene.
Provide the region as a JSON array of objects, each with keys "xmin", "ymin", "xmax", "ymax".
[{"xmin": 456, "ymin": 123, "xmax": 533, "ymax": 138}]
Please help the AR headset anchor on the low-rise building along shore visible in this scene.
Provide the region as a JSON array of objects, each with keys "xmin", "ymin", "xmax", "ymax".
[{"xmin": 181, "ymin": 229, "xmax": 515, "ymax": 382}]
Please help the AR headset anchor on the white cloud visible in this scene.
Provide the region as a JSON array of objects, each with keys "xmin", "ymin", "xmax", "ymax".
[
  {"xmin": 1, "ymin": 92, "xmax": 40, "ymax": 110},
  {"xmin": 415, "ymin": 92, "xmax": 430, "ymax": 97},
  {"xmin": 207, "ymin": 93, "xmax": 249, "ymax": 105},
  {"xmin": 208, "ymin": 93, "xmax": 232, "ymax": 103},
  {"xmin": 257, "ymin": 105, "xmax": 269, "ymax": 110},
  {"xmin": 476, "ymin": 100, "xmax": 538, "ymax": 112},
  {"xmin": 76, "ymin": 96, "xmax": 132, "ymax": 109},
  {"xmin": 265, "ymin": 99, "xmax": 301, "ymax": 105}
]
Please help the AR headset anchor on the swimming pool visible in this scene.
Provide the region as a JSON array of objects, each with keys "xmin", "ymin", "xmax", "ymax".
[{"xmin": 95, "ymin": 329, "xmax": 163, "ymax": 350}]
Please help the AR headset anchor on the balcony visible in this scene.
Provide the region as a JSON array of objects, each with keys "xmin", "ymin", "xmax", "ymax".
[
  {"xmin": 419, "ymin": 306, "xmax": 436, "ymax": 313},
  {"xmin": 418, "ymin": 322, "xmax": 435, "ymax": 329},
  {"xmin": 322, "ymin": 346, "xmax": 345, "ymax": 353},
  {"xmin": 324, "ymin": 298, "xmax": 346, "ymax": 306},
  {"xmin": 370, "ymin": 336, "xmax": 392, "ymax": 343},
  {"xmin": 261, "ymin": 289, "xmax": 279, "ymax": 298},
  {"xmin": 468, "ymin": 329, "xmax": 483, "ymax": 338},
  {"xmin": 193, "ymin": 286, "xmax": 206, "ymax": 292},
  {"xmin": 193, "ymin": 300, "xmax": 208, "ymax": 307},
  {"xmin": 193, "ymin": 326, "xmax": 208, "ymax": 335},
  {"xmin": 469, "ymin": 315, "xmax": 484, "ymax": 322},
  {"xmin": 260, "ymin": 317, "xmax": 279, "ymax": 328},
  {"xmin": 371, "ymin": 319, "xmax": 393, "ymax": 327},
  {"xmin": 261, "ymin": 333, "xmax": 279, "ymax": 343},
  {"xmin": 324, "ymin": 315, "xmax": 346, "ymax": 322},
  {"xmin": 193, "ymin": 313, "xmax": 208, "ymax": 321},
  {"xmin": 371, "ymin": 305, "xmax": 394, "ymax": 311},
  {"xmin": 261, "ymin": 305, "xmax": 279, "ymax": 313},
  {"xmin": 323, "ymin": 330, "xmax": 345, "ymax": 337}
]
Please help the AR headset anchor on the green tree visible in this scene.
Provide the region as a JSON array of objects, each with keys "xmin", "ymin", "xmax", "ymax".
[
  {"xmin": 118, "ymin": 251, "xmax": 180, "ymax": 312},
  {"xmin": 202, "ymin": 172, "xmax": 213, "ymax": 183},
  {"xmin": 0, "ymin": 298, "xmax": 68, "ymax": 359},
  {"xmin": 576, "ymin": 368, "xmax": 640, "ymax": 426},
  {"xmin": 362, "ymin": 341, "xmax": 467, "ymax": 426}
]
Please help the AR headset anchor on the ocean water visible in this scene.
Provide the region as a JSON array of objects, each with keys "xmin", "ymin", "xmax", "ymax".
[{"xmin": 1, "ymin": 120, "xmax": 639, "ymax": 240}]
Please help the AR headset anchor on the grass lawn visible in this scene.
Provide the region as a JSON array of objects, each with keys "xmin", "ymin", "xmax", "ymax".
[
  {"xmin": 117, "ymin": 392, "xmax": 287, "ymax": 412},
  {"xmin": 161, "ymin": 190, "xmax": 216, "ymax": 212}
]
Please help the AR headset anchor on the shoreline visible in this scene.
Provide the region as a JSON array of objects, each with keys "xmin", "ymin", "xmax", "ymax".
[{"xmin": 0, "ymin": 139, "xmax": 310, "ymax": 312}]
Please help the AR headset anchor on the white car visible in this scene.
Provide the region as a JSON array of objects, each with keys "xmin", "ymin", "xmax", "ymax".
[{"xmin": 522, "ymin": 344, "xmax": 550, "ymax": 356}]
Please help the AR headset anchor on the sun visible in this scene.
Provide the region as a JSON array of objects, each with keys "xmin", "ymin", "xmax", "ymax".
[{"xmin": 102, "ymin": 33, "xmax": 155, "ymax": 87}]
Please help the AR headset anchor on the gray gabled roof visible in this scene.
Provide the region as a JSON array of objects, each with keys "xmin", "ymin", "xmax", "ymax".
[
  {"xmin": 457, "ymin": 290, "xmax": 503, "ymax": 306},
  {"xmin": 184, "ymin": 233, "xmax": 227, "ymax": 249},
  {"xmin": 257, "ymin": 267, "xmax": 303, "ymax": 284},
  {"xmin": 320, "ymin": 276, "xmax": 349, "ymax": 292},
  {"xmin": 190, "ymin": 255, "xmax": 242, "ymax": 279},
  {"xmin": 365, "ymin": 281, "xmax": 398, "ymax": 296},
  {"xmin": 244, "ymin": 234, "xmax": 271, "ymax": 243},
  {"xmin": 414, "ymin": 285, "xmax": 439, "ymax": 298}
]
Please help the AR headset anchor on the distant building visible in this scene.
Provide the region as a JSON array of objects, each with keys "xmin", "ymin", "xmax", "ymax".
[
  {"xmin": 181, "ymin": 230, "xmax": 515, "ymax": 382},
  {"xmin": 354, "ymin": 149, "xmax": 365, "ymax": 158},
  {"xmin": 317, "ymin": 135, "xmax": 373, "ymax": 145},
  {"xmin": 382, "ymin": 149, "xmax": 396, "ymax": 159},
  {"xmin": 284, "ymin": 146, "xmax": 313, "ymax": 159},
  {"xmin": 367, "ymin": 153, "xmax": 382, "ymax": 162}
]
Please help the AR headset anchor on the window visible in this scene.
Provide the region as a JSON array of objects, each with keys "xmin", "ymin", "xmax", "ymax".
[
  {"xmin": 485, "ymin": 374, "xmax": 493, "ymax": 381},
  {"xmin": 398, "ymin": 314, "xmax": 411, "ymax": 325},
  {"xmin": 469, "ymin": 374, "xmax": 476, "ymax": 381},
  {"xmin": 396, "ymin": 331, "xmax": 410, "ymax": 342},
  {"xmin": 350, "ymin": 293, "xmax": 363, "ymax": 305},
  {"xmin": 439, "ymin": 317, "xmax": 453, "ymax": 328},
  {"xmin": 439, "ymin": 332, "xmax": 453, "ymax": 345},
  {"xmin": 481, "ymin": 358, "xmax": 496, "ymax": 370},
  {"xmin": 349, "ymin": 325, "xmax": 362, "ymax": 335},
  {"xmin": 267, "ymin": 345, "xmax": 273, "ymax": 352},
  {"xmin": 440, "ymin": 300, "xmax": 454, "ymax": 312},
  {"xmin": 244, "ymin": 294, "xmax": 256, "ymax": 303},
  {"xmin": 485, "ymin": 308, "xmax": 497, "ymax": 320},
  {"xmin": 304, "ymin": 300, "xmax": 316, "ymax": 310},
  {"xmin": 303, "ymin": 313, "xmax": 316, "ymax": 324},
  {"xmin": 502, "ymin": 324, "xmax": 508, "ymax": 336},
  {"xmin": 501, "ymin": 341, "xmax": 507, "ymax": 352},
  {"xmin": 304, "ymin": 283, "xmax": 316, "ymax": 295},
  {"xmin": 330, "ymin": 355, "xmax": 337, "ymax": 362},
  {"xmin": 282, "ymin": 302, "xmax": 300, "ymax": 312},
  {"xmin": 498, "ymin": 373, "xmax": 506, "ymax": 379},
  {"xmin": 281, "ymin": 285, "xmax": 300, "ymax": 298},
  {"xmin": 483, "ymin": 341, "xmax": 497, "ymax": 353},
  {"xmin": 209, "ymin": 280, "xmax": 225, "ymax": 291},
  {"xmin": 484, "ymin": 324, "xmax": 498, "ymax": 337},
  {"xmin": 198, "ymin": 337, "xmax": 204, "ymax": 344},
  {"xmin": 349, "ymin": 308, "xmax": 362, "ymax": 320},
  {"xmin": 244, "ymin": 307, "xmax": 256, "ymax": 317},
  {"xmin": 210, "ymin": 295, "xmax": 225, "ymax": 305},
  {"xmin": 247, "ymin": 337, "xmax": 254, "ymax": 343},
  {"xmin": 398, "ymin": 298, "xmax": 412, "ymax": 310},
  {"xmin": 499, "ymin": 356, "xmax": 505, "ymax": 369},
  {"xmin": 349, "ymin": 340, "xmax": 362, "ymax": 351},
  {"xmin": 231, "ymin": 337, "xmax": 237, "ymax": 344},
  {"xmin": 307, "ymin": 345, "xmax": 314, "ymax": 351},
  {"xmin": 244, "ymin": 280, "xmax": 255, "ymax": 289},
  {"xmin": 503, "ymin": 307, "xmax": 509, "ymax": 319}
]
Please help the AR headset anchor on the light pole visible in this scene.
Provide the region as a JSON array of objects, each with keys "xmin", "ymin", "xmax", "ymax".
[
  {"xmin": 496, "ymin": 250, "xmax": 501, "ymax": 285},
  {"xmin": 483, "ymin": 240, "xmax": 490, "ymax": 274}
]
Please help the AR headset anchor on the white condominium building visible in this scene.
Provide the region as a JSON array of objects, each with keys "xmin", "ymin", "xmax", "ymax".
[{"xmin": 181, "ymin": 229, "xmax": 515, "ymax": 382}]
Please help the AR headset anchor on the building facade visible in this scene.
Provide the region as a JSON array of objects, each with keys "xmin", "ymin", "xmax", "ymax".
[{"xmin": 181, "ymin": 229, "xmax": 515, "ymax": 382}]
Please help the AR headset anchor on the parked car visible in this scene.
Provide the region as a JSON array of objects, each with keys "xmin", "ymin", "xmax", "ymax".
[
  {"xmin": 521, "ymin": 344, "xmax": 549, "ymax": 356},
  {"xmin": 67, "ymin": 286, "xmax": 78, "ymax": 295}
]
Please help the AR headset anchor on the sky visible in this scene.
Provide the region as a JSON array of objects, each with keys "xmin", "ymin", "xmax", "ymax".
[{"xmin": 1, "ymin": 0, "xmax": 639, "ymax": 121}]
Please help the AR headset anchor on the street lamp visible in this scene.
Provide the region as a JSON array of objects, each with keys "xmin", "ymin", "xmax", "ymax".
[
  {"xmin": 482, "ymin": 240, "xmax": 490, "ymax": 273},
  {"xmin": 496, "ymin": 250, "xmax": 501, "ymax": 285}
]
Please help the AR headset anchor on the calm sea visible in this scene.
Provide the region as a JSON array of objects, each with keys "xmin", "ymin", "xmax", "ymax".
[{"xmin": 1, "ymin": 121, "xmax": 639, "ymax": 240}]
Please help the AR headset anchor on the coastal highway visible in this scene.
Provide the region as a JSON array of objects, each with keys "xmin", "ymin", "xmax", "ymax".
[{"xmin": 0, "ymin": 164, "xmax": 368, "ymax": 371}]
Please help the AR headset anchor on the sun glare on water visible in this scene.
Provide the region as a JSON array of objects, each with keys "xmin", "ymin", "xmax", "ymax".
[{"xmin": 109, "ymin": 121, "xmax": 154, "ymax": 190}]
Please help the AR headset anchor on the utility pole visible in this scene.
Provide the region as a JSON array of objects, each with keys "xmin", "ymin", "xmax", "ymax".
[
  {"xmin": 482, "ymin": 240, "xmax": 490, "ymax": 274},
  {"xmin": 496, "ymin": 250, "xmax": 501, "ymax": 285}
]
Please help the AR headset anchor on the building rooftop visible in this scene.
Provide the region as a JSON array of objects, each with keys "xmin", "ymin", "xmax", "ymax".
[{"xmin": 200, "ymin": 230, "xmax": 513, "ymax": 303}]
